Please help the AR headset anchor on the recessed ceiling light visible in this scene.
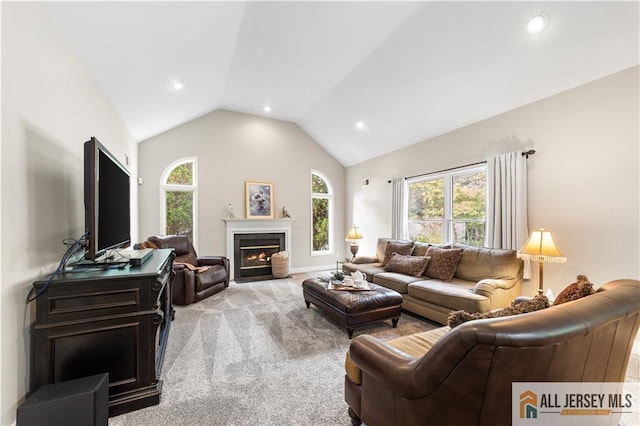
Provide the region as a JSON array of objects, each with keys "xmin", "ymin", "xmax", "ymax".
[
  {"xmin": 356, "ymin": 121, "xmax": 365, "ymax": 130},
  {"xmin": 172, "ymin": 81, "xmax": 184, "ymax": 91},
  {"xmin": 526, "ymin": 13, "xmax": 549, "ymax": 35},
  {"xmin": 263, "ymin": 105, "xmax": 271, "ymax": 112}
]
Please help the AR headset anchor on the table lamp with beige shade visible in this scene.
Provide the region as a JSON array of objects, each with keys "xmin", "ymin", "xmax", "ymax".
[
  {"xmin": 517, "ymin": 228, "xmax": 567, "ymax": 295},
  {"xmin": 345, "ymin": 225, "xmax": 363, "ymax": 261}
]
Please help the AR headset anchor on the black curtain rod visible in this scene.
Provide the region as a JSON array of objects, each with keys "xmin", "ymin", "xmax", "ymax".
[
  {"xmin": 403, "ymin": 160, "xmax": 486, "ymax": 181},
  {"xmin": 389, "ymin": 150, "xmax": 536, "ymax": 183}
]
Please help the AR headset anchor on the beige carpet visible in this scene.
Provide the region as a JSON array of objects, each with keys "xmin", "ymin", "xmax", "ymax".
[
  {"xmin": 109, "ymin": 273, "xmax": 439, "ymax": 426},
  {"xmin": 109, "ymin": 272, "xmax": 640, "ymax": 425}
]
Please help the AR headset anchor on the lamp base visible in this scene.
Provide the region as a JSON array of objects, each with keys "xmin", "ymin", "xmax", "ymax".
[
  {"xmin": 349, "ymin": 243, "xmax": 359, "ymax": 261},
  {"xmin": 537, "ymin": 261, "xmax": 545, "ymax": 295}
]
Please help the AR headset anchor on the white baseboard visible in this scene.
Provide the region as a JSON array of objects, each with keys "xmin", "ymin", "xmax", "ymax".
[
  {"xmin": 229, "ymin": 265, "xmax": 335, "ymax": 284},
  {"xmin": 290, "ymin": 264, "xmax": 336, "ymax": 274}
]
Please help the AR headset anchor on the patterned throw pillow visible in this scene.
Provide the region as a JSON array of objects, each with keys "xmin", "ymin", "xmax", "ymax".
[
  {"xmin": 447, "ymin": 294, "xmax": 550, "ymax": 328},
  {"xmin": 383, "ymin": 253, "xmax": 431, "ymax": 277},
  {"xmin": 381, "ymin": 241, "xmax": 414, "ymax": 266},
  {"xmin": 553, "ymin": 275, "xmax": 595, "ymax": 305},
  {"xmin": 424, "ymin": 246, "xmax": 463, "ymax": 281},
  {"xmin": 412, "ymin": 242, "xmax": 430, "ymax": 257}
]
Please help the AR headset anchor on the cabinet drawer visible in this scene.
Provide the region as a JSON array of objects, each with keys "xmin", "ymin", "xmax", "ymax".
[{"xmin": 48, "ymin": 287, "xmax": 140, "ymax": 317}]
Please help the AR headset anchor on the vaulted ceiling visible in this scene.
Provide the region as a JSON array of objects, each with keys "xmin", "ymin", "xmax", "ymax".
[{"xmin": 43, "ymin": 1, "xmax": 639, "ymax": 166}]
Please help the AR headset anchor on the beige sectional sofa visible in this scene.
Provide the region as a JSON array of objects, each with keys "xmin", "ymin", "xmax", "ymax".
[{"xmin": 342, "ymin": 238, "xmax": 524, "ymax": 324}]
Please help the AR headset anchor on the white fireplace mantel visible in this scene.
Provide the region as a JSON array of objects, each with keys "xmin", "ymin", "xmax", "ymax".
[{"xmin": 224, "ymin": 219, "xmax": 292, "ymax": 280}]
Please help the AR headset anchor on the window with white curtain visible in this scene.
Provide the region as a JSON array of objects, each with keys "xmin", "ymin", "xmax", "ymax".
[{"xmin": 406, "ymin": 165, "xmax": 486, "ymax": 245}]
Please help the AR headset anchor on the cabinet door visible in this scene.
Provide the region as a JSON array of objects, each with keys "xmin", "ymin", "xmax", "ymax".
[{"xmin": 31, "ymin": 312, "xmax": 162, "ymax": 399}]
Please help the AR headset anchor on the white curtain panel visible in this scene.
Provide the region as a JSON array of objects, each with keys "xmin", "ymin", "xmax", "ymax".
[
  {"xmin": 391, "ymin": 177, "xmax": 407, "ymax": 239},
  {"xmin": 486, "ymin": 151, "xmax": 531, "ymax": 279}
]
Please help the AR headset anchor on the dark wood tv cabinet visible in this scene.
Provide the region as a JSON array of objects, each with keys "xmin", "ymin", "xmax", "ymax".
[{"xmin": 30, "ymin": 249, "xmax": 175, "ymax": 417}]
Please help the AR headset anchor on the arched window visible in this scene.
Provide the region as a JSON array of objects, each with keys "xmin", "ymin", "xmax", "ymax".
[
  {"xmin": 311, "ymin": 171, "xmax": 333, "ymax": 255},
  {"xmin": 160, "ymin": 158, "xmax": 198, "ymax": 248}
]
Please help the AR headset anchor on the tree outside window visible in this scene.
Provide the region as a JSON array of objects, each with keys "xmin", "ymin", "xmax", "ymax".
[
  {"xmin": 407, "ymin": 166, "xmax": 486, "ymax": 246},
  {"xmin": 311, "ymin": 172, "xmax": 332, "ymax": 254},
  {"xmin": 161, "ymin": 159, "xmax": 197, "ymax": 246}
]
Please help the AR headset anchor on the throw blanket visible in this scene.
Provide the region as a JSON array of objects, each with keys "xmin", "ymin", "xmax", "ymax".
[
  {"xmin": 175, "ymin": 262, "xmax": 211, "ymax": 274},
  {"xmin": 135, "ymin": 240, "xmax": 158, "ymax": 249}
]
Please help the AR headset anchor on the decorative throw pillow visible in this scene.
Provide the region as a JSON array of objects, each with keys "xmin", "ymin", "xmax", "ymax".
[
  {"xmin": 383, "ymin": 253, "xmax": 431, "ymax": 277},
  {"xmin": 447, "ymin": 294, "xmax": 550, "ymax": 328},
  {"xmin": 553, "ymin": 275, "xmax": 595, "ymax": 306},
  {"xmin": 424, "ymin": 246, "xmax": 463, "ymax": 281},
  {"xmin": 412, "ymin": 242, "xmax": 430, "ymax": 257},
  {"xmin": 381, "ymin": 242, "xmax": 414, "ymax": 266}
]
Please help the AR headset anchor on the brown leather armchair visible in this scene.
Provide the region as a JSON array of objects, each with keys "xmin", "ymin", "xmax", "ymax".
[
  {"xmin": 145, "ymin": 235, "xmax": 229, "ymax": 305},
  {"xmin": 345, "ymin": 279, "xmax": 640, "ymax": 426}
]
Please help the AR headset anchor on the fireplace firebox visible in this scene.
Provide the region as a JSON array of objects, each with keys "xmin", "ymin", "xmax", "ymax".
[{"xmin": 233, "ymin": 232, "xmax": 286, "ymax": 282}]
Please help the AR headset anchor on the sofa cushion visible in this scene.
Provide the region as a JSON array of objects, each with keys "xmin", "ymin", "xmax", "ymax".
[
  {"xmin": 373, "ymin": 272, "xmax": 424, "ymax": 294},
  {"xmin": 425, "ymin": 246, "xmax": 463, "ymax": 281},
  {"xmin": 385, "ymin": 326, "xmax": 450, "ymax": 358},
  {"xmin": 381, "ymin": 241, "xmax": 415, "ymax": 266},
  {"xmin": 375, "ymin": 238, "xmax": 413, "ymax": 263},
  {"xmin": 447, "ymin": 294, "xmax": 550, "ymax": 328},
  {"xmin": 175, "ymin": 252, "xmax": 198, "ymax": 267},
  {"xmin": 408, "ymin": 279, "xmax": 490, "ymax": 313},
  {"xmin": 453, "ymin": 243, "xmax": 522, "ymax": 281},
  {"xmin": 148, "ymin": 234, "xmax": 194, "ymax": 257},
  {"xmin": 553, "ymin": 275, "xmax": 595, "ymax": 305},
  {"xmin": 383, "ymin": 253, "xmax": 430, "ymax": 277},
  {"xmin": 344, "ymin": 326, "xmax": 450, "ymax": 385}
]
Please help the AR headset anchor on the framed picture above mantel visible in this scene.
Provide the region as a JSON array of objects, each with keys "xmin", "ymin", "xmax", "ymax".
[{"xmin": 245, "ymin": 181, "xmax": 274, "ymax": 219}]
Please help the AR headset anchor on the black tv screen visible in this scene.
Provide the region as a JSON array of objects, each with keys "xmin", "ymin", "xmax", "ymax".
[{"xmin": 84, "ymin": 137, "xmax": 131, "ymax": 260}]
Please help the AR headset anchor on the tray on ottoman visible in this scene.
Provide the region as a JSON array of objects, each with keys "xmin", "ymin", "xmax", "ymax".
[{"xmin": 302, "ymin": 277, "xmax": 402, "ymax": 338}]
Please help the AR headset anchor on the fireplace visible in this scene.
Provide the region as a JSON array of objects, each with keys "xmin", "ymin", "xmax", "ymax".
[
  {"xmin": 224, "ymin": 219, "xmax": 292, "ymax": 281},
  {"xmin": 233, "ymin": 232, "xmax": 286, "ymax": 282}
]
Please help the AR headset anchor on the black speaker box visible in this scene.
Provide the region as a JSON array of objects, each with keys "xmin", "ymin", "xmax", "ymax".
[{"xmin": 17, "ymin": 373, "xmax": 109, "ymax": 426}]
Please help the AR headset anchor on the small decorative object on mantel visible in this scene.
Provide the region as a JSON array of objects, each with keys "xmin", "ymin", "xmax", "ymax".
[
  {"xmin": 226, "ymin": 203, "xmax": 236, "ymax": 219},
  {"xmin": 282, "ymin": 206, "xmax": 291, "ymax": 218}
]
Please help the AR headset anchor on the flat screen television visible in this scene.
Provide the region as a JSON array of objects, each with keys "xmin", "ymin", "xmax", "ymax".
[{"xmin": 84, "ymin": 137, "xmax": 131, "ymax": 261}]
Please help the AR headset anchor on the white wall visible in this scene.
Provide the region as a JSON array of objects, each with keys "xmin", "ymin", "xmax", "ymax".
[
  {"xmin": 346, "ymin": 66, "xmax": 639, "ymax": 297},
  {"xmin": 1, "ymin": 3, "xmax": 137, "ymax": 425},
  {"xmin": 138, "ymin": 109, "xmax": 346, "ymax": 272}
]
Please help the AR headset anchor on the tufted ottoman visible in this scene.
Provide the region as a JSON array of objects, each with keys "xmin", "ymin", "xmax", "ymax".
[{"xmin": 302, "ymin": 277, "xmax": 403, "ymax": 338}]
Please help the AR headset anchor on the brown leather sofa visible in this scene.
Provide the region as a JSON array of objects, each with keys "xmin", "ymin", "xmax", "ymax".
[
  {"xmin": 143, "ymin": 235, "xmax": 229, "ymax": 305},
  {"xmin": 345, "ymin": 279, "xmax": 640, "ymax": 426}
]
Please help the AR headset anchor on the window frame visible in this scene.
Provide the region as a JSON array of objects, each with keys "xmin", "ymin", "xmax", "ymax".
[
  {"xmin": 160, "ymin": 157, "xmax": 198, "ymax": 250},
  {"xmin": 310, "ymin": 170, "xmax": 334, "ymax": 256},
  {"xmin": 406, "ymin": 164, "xmax": 486, "ymax": 245}
]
